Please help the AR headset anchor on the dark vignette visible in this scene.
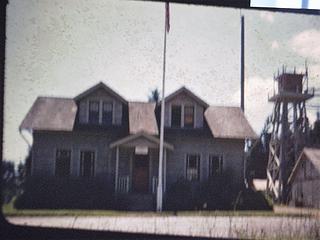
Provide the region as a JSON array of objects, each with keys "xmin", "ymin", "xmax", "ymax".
[{"xmin": 0, "ymin": 0, "xmax": 318, "ymax": 239}]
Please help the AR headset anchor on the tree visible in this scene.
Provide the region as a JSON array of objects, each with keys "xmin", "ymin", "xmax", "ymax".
[
  {"xmin": 246, "ymin": 115, "xmax": 272, "ymax": 180},
  {"xmin": 310, "ymin": 116, "xmax": 320, "ymax": 145},
  {"xmin": 148, "ymin": 88, "xmax": 160, "ymax": 103},
  {"xmin": 1, "ymin": 160, "xmax": 16, "ymax": 203},
  {"xmin": 16, "ymin": 161, "xmax": 26, "ymax": 195}
]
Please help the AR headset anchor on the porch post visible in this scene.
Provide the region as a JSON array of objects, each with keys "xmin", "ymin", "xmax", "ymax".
[{"xmin": 115, "ymin": 146, "xmax": 119, "ymax": 194}]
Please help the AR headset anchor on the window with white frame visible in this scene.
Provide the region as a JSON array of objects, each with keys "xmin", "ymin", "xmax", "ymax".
[
  {"xmin": 184, "ymin": 105, "xmax": 194, "ymax": 128},
  {"xmin": 186, "ymin": 154, "xmax": 200, "ymax": 181},
  {"xmin": 102, "ymin": 101, "xmax": 113, "ymax": 125},
  {"xmin": 78, "ymin": 101, "xmax": 87, "ymax": 123},
  {"xmin": 171, "ymin": 105, "xmax": 181, "ymax": 127},
  {"xmin": 55, "ymin": 149, "xmax": 71, "ymax": 177},
  {"xmin": 80, "ymin": 151, "xmax": 95, "ymax": 177},
  {"xmin": 209, "ymin": 154, "xmax": 223, "ymax": 177},
  {"xmin": 88, "ymin": 101, "xmax": 100, "ymax": 124}
]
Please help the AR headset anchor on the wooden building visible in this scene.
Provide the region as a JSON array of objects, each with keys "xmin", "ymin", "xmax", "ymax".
[{"xmin": 288, "ymin": 148, "xmax": 320, "ymax": 209}]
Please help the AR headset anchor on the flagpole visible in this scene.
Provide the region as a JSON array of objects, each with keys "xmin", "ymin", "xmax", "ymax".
[{"xmin": 157, "ymin": 2, "xmax": 169, "ymax": 212}]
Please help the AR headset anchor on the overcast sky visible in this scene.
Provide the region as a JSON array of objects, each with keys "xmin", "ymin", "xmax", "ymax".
[
  {"xmin": 251, "ymin": 0, "xmax": 320, "ymax": 9},
  {"xmin": 4, "ymin": 0, "xmax": 320, "ymax": 164}
]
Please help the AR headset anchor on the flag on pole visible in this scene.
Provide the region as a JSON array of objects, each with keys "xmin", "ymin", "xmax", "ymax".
[{"xmin": 166, "ymin": 2, "xmax": 170, "ymax": 33}]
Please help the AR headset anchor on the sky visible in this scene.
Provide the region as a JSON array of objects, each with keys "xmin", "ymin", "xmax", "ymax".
[
  {"xmin": 4, "ymin": 0, "xmax": 320, "ymax": 164},
  {"xmin": 251, "ymin": 0, "xmax": 320, "ymax": 9}
]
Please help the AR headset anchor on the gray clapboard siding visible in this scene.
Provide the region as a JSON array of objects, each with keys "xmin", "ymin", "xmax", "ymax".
[
  {"xmin": 164, "ymin": 133, "xmax": 244, "ymax": 185},
  {"xmin": 32, "ymin": 131, "xmax": 118, "ymax": 180}
]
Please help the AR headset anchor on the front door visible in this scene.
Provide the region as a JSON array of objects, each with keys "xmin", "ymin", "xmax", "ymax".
[{"xmin": 132, "ymin": 154, "xmax": 149, "ymax": 193}]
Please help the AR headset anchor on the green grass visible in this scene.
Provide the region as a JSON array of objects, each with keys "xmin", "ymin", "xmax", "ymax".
[{"xmin": 2, "ymin": 200, "xmax": 314, "ymax": 218}]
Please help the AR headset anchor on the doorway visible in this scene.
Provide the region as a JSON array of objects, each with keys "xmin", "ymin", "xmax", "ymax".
[{"xmin": 132, "ymin": 154, "xmax": 149, "ymax": 193}]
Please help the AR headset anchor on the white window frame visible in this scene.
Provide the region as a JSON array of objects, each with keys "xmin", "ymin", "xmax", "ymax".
[
  {"xmin": 183, "ymin": 104, "xmax": 195, "ymax": 128},
  {"xmin": 86, "ymin": 99, "xmax": 115, "ymax": 125},
  {"xmin": 185, "ymin": 153, "xmax": 201, "ymax": 181},
  {"xmin": 79, "ymin": 101, "xmax": 88, "ymax": 124},
  {"xmin": 170, "ymin": 104, "xmax": 182, "ymax": 128},
  {"xmin": 208, "ymin": 154, "xmax": 223, "ymax": 178},
  {"xmin": 54, "ymin": 148, "xmax": 72, "ymax": 177},
  {"xmin": 79, "ymin": 149, "xmax": 96, "ymax": 177},
  {"xmin": 101, "ymin": 100, "xmax": 114, "ymax": 125},
  {"xmin": 88, "ymin": 100, "xmax": 100, "ymax": 124}
]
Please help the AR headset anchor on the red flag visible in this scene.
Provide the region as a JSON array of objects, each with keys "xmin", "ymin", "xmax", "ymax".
[{"xmin": 166, "ymin": 2, "xmax": 170, "ymax": 33}]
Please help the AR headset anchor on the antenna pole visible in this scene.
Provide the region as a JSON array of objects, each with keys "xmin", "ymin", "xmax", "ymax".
[{"xmin": 240, "ymin": 15, "xmax": 245, "ymax": 112}]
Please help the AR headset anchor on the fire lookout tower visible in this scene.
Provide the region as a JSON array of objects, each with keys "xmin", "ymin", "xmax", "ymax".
[{"xmin": 266, "ymin": 67, "xmax": 314, "ymax": 203}]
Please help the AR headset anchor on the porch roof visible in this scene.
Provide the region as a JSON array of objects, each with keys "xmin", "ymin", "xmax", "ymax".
[{"xmin": 109, "ymin": 132, "xmax": 174, "ymax": 150}]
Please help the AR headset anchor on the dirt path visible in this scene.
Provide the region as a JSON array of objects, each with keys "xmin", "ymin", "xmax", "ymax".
[{"xmin": 7, "ymin": 215, "xmax": 320, "ymax": 239}]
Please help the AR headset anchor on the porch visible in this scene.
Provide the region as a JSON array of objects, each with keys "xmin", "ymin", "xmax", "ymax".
[{"xmin": 110, "ymin": 132, "xmax": 174, "ymax": 197}]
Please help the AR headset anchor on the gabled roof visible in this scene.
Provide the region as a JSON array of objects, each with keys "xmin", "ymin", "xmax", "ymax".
[
  {"xmin": 109, "ymin": 132, "xmax": 174, "ymax": 150},
  {"xmin": 128, "ymin": 102, "xmax": 158, "ymax": 135},
  {"xmin": 74, "ymin": 82, "xmax": 127, "ymax": 103},
  {"xmin": 164, "ymin": 86, "xmax": 209, "ymax": 108},
  {"xmin": 204, "ymin": 106, "xmax": 258, "ymax": 139},
  {"xmin": 288, "ymin": 147, "xmax": 320, "ymax": 184},
  {"xmin": 20, "ymin": 97, "xmax": 77, "ymax": 131}
]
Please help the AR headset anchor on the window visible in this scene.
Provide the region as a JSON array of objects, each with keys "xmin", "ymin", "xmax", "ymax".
[
  {"xmin": 102, "ymin": 101, "xmax": 113, "ymax": 125},
  {"xmin": 184, "ymin": 106, "xmax": 194, "ymax": 128},
  {"xmin": 186, "ymin": 154, "xmax": 200, "ymax": 181},
  {"xmin": 80, "ymin": 151, "xmax": 95, "ymax": 177},
  {"xmin": 209, "ymin": 154, "xmax": 223, "ymax": 177},
  {"xmin": 79, "ymin": 101, "xmax": 87, "ymax": 123},
  {"xmin": 55, "ymin": 149, "xmax": 71, "ymax": 177},
  {"xmin": 88, "ymin": 101, "xmax": 99, "ymax": 124},
  {"xmin": 171, "ymin": 105, "xmax": 181, "ymax": 127}
]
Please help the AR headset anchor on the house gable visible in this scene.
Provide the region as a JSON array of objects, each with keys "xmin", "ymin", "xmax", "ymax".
[
  {"xmin": 164, "ymin": 87, "xmax": 208, "ymax": 128},
  {"xmin": 288, "ymin": 147, "xmax": 320, "ymax": 184},
  {"xmin": 74, "ymin": 82, "xmax": 127, "ymax": 126}
]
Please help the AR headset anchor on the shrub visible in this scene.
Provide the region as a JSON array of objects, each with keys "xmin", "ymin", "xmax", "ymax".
[
  {"xmin": 164, "ymin": 177, "xmax": 197, "ymax": 211},
  {"xmin": 14, "ymin": 176, "xmax": 115, "ymax": 209},
  {"xmin": 233, "ymin": 189, "xmax": 272, "ymax": 210},
  {"xmin": 201, "ymin": 169, "xmax": 243, "ymax": 210},
  {"xmin": 164, "ymin": 169, "xmax": 267, "ymax": 211}
]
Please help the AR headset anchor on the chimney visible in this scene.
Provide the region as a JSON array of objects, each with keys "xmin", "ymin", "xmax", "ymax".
[{"xmin": 240, "ymin": 15, "xmax": 245, "ymax": 112}]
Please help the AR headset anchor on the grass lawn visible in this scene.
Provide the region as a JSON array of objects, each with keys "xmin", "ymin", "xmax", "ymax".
[{"xmin": 2, "ymin": 200, "xmax": 315, "ymax": 218}]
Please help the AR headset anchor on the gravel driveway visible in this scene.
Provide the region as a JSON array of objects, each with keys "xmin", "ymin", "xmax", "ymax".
[{"xmin": 7, "ymin": 215, "xmax": 320, "ymax": 239}]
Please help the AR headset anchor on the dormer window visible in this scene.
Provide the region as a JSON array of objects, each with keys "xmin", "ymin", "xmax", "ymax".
[
  {"xmin": 171, "ymin": 105, "xmax": 181, "ymax": 127},
  {"xmin": 89, "ymin": 101, "xmax": 99, "ymax": 124},
  {"xmin": 184, "ymin": 106, "xmax": 194, "ymax": 128},
  {"xmin": 102, "ymin": 101, "xmax": 113, "ymax": 125}
]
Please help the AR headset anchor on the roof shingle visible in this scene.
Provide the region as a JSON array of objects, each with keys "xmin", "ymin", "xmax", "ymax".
[
  {"xmin": 128, "ymin": 102, "xmax": 158, "ymax": 135},
  {"xmin": 20, "ymin": 97, "xmax": 77, "ymax": 131},
  {"xmin": 204, "ymin": 106, "xmax": 258, "ymax": 139}
]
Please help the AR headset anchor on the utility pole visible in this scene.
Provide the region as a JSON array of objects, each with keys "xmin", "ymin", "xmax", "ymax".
[
  {"xmin": 157, "ymin": 2, "xmax": 170, "ymax": 212},
  {"xmin": 240, "ymin": 15, "xmax": 245, "ymax": 113}
]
